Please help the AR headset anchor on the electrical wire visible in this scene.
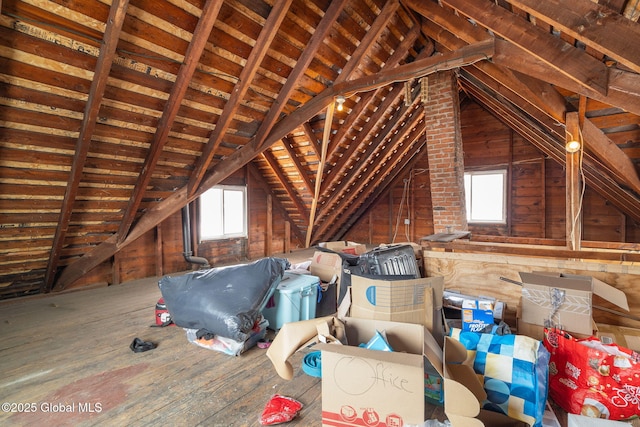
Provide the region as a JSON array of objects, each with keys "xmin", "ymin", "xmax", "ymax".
[{"xmin": 568, "ymin": 128, "xmax": 586, "ymax": 246}]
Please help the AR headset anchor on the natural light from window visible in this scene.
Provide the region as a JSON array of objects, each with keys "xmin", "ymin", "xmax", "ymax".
[
  {"xmin": 199, "ymin": 186, "xmax": 247, "ymax": 240},
  {"xmin": 464, "ymin": 170, "xmax": 506, "ymax": 223}
]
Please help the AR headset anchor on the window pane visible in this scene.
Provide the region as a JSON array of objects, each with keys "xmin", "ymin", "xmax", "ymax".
[
  {"xmin": 223, "ymin": 189, "xmax": 245, "ymax": 235},
  {"xmin": 464, "ymin": 171, "xmax": 506, "ymax": 223},
  {"xmin": 464, "ymin": 174, "xmax": 471, "ymax": 219},
  {"xmin": 200, "ymin": 188, "xmax": 223, "ymax": 238},
  {"xmin": 199, "ymin": 186, "xmax": 247, "ymax": 240},
  {"xmin": 470, "ymin": 174, "xmax": 504, "ymax": 221}
]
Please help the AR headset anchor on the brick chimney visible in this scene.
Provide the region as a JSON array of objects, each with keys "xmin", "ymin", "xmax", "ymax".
[{"xmin": 423, "ymin": 70, "xmax": 468, "ymax": 234}]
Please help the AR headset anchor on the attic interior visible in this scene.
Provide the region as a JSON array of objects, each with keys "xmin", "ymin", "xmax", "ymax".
[{"xmin": 1, "ymin": 0, "xmax": 640, "ymax": 425}]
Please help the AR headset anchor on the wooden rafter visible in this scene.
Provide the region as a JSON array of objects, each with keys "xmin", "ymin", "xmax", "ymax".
[
  {"xmin": 115, "ymin": 0, "xmax": 222, "ymax": 243},
  {"xmin": 318, "ymin": 83, "xmax": 407, "ymax": 210},
  {"xmin": 581, "ymin": 118, "xmax": 640, "ymax": 194},
  {"xmin": 279, "ymin": 136, "xmax": 314, "ymax": 195},
  {"xmin": 260, "ymin": 150, "xmax": 309, "ymax": 223},
  {"xmin": 315, "ymin": 98, "xmax": 424, "ymax": 239},
  {"xmin": 319, "ymin": 109, "xmax": 427, "ymax": 242},
  {"xmin": 334, "ymin": 0, "xmax": 400, "ymax": 84},
  {"xmin": 188, "ymin": 0, "xmax": 293, "ymax": 196},
  {"xmin": 253, "ymin": 0, "xmax": 349, "ymax": 149},
  {"xmin": 325, "ymin": 24, "xmax": 423, "ymax": 163},
  {"xmin": 460, "ymin": 69, "xmax": 640, "ymax": 224},
  {"xmin": 302, "ymin": 122, "xmax": 321, "ymax": 159},
  {"xmin": 509, "ymin": 0, "xmax": 640, "ymax": 74},
  {"xmin": 412, "ymin": 2, "xmax": 568, "ymax": 122},
  {"xmin": 441, "ymin": 0, "xmax": 609, "ymax": 95},
  {"xmin": 43, "ymin": 0, "xmax": 130, "ymax": 292},
  {"xmin": 493, "ymin": 39, "xmax": 640, "ymax": 116},
  {"xmin": 54, "ymin": 42, "xmax": 495, "ymax": 289}
]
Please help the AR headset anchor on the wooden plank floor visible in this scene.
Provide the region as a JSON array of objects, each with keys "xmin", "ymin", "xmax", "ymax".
[
  {"xmin": 0, "ymin": 271, "xmax": 322, "ymax": 426},
  {"xmin": 0, "ymin": 250, "xmax": 446, "ymax": 427}
]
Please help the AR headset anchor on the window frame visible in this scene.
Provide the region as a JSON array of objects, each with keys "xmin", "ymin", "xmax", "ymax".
[
  {"xmin": 198, "ymin": 185, "xmax": 248, "ymax": 241},
  {"xmin": 464, "ymin": 169, "xmax": 508, "ymax": 224}
]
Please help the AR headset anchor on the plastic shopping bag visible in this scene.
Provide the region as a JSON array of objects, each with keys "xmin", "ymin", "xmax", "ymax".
[{"xmin": 543, "ymin": 328, "xmax": 640, "ymax": 421}]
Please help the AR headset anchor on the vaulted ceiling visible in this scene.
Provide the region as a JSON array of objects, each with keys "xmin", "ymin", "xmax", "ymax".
[{"xmin": 1, "ymin": 0, "xmax": 639, "ymax": 296}]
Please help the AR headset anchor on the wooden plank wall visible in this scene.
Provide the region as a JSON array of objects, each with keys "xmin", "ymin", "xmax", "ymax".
[
  {"xmin": 345, "ymin": 101, "xmax": 640, "ymax": 244},
  {"xmin": 63, "ymin": 166, "xmax": 301, "ymax": 289},
  {"xmin": 423, "ymin": 250, "xmax": 640, "ymax": 329},
  {"xmin": 64, "ymin": 99, "xmax": 638, "ymax": 291}
]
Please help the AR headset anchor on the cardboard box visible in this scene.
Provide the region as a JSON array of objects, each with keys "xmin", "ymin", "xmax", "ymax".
[
  {"xmin": 349, "ymin": 274, "xmax": 444, "ymax": 344},
  {"xmin": 310, "ymin": 251, "xmax": 343, "ymax": 312},
  {"xmin": 596, "ymin": 324, "xmax": 640, "ymax": 352},
  {"xmin": 443, "ymin": 336, "xmax": 530, "ymax": 427},
  {"xmin": 321, "ymin": 240, "xmax": 367, "ymax": 255},
  {"xmin": 461, "ymin": 299, "xmax": 494, "ymax": 332},
  {"xmin": 318, "ymin": 317, "xmax": 443, "ymax": 427},
  {"xmin": 516, "ymin": 300, "xmax": 596, "ymax": 341},
  {"xmin": 519, "ymin": 272, "xmax": 629, "ymax": 336}
]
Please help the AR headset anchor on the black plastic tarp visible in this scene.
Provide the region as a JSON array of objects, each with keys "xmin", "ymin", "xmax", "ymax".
[{"xmin": 159, "ymin": 257, "xmax": 289, "ymax": 342}]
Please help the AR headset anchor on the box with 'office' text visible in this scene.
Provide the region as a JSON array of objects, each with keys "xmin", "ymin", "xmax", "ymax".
[{"xmin": 318, "ymin": 317, "xmax": 443, "ymax": 427}]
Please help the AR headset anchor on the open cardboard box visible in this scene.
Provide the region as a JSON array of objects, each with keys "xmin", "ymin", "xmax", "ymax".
[
  {"xmin": 320, "ymin": 240, "xmax": 368, "ymax": 255},
  {"xmin": 318, "ymin": 317, "xmax": 444, "ymax": 427},
  {"xmin": 267, "ymin": 314, "xmax": 533, "ymax": 427},
  {"xmin": 516, "ymin": 299, "xmax": 596, "ymax": 341},
  {"xmin": 519, "ymin": 272, "xmax": 629, "ymax": 336},
  {"xmin": 266, "ymin": 315, "xmax": 444, "ymax": 427},
  {"xmin": 596, "ymin": 323, "xmax": 640, "ymax": 352},
  {"xmin": 349, "ymin": 274, "xmax": 445, "ymax": 345}
]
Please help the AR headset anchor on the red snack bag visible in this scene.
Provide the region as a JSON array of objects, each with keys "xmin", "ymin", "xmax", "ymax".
[
  {"xmin": 544, "ymin": 328, "xmax": 640, "ymax": 421},
  {"xmin": 259, "ymin": 394, "xmax": 303, "ymax": 425}
]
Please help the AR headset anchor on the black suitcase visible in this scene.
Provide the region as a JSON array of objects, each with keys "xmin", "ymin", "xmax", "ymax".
[{"xmin": 358, "ymin": 244, "xmax": 421, "ymax": 278}]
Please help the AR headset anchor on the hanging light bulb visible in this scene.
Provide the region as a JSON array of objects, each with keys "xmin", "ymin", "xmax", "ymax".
[
  {"xmin": 565, "ymin": 140, "xmax": 581, "ymax": 153},
  {"xmin": 335, "ymin": 95, "xmax": 345, "ymax": 112}
]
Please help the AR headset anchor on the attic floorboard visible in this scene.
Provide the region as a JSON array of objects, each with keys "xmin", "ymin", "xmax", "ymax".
[
  {"xmin": 0, "ymin": 270, "xmax": 322, "ymax": 426},
  {"xmin": 0, "ymin": 249, "xmax": 447, "ymax": 427}
]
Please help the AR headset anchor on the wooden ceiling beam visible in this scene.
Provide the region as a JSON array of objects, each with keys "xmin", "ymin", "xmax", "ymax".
[
  {"xmin": 581, "ymin": 118, "xmax": 640, "ymax": 194},
  {"xmin": 318, "ymin": 84, "xmax": 408, "ymax": 207},
  {"xmin": 44, "ymin": 0, "xmax": 129, "ymax": 292},
  {"xmin": 509, "ymin": 0, "xmax": 640, "ymax": 74},
  {"xmin": 301, "ymin": 122, "xmax": 321, "ymax": 160},
  {"xmin": 253, "ymin": 0, "xmax": 349, "ymax": 150},
  {"xmin": 318, "ymin": 113, "xmax": 427, "ymax": 242},
  {"xmin": 461, "ymin": 71, "xmax": 640, "ymax": 224},
  {"xmin": 315, "ymin": 99, "xmax": 424, "ymax": 239},
  {"xmin": 440, "ymin": 0, "xmax": 609, "ymax": 95},
  {"xmin": 623, "ymin": 1, "xmax": 640, "ymax": 21},
  {"xmin": 115, "ymin": 0, "xmax": 223, "ymax": 243},
  {"xmin": 188, "ymin": 0, "xmax": 293, "ymax": 196},
  {"xmin": 53, "ymin": 42, "xmax": 495, "ymax": 289},
  {"xmin": 279, "ymin": 136, "xmax": 314, "ymax": 196},
  {"xmin": 493, "ymin": 38, "xmax": 640, "ymax": 116},
  {"xmin": 325, "ymin": 24, "xmax": 423, "ymax": 166},
  {"xmin": 334, "ymin": 0, "xmax": 400, "ymax": 84},
  {"xmin": 416, "ymin": 5, "xmax": 567, "ymax": 123}
]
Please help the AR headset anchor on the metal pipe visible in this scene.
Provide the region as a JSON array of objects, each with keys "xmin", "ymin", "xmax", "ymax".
[{"xmin": 181, "ymin": 204, "xmax": 210, "ymax": 269}]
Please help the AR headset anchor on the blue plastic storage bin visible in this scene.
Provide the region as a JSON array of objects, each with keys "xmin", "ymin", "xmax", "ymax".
[{"xmin": 262, "ymin": 272, "xmax": 319, "ymax": 330}]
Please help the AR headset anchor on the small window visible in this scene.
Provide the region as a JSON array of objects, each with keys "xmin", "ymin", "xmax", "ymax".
[
  {"xmin": 464, "ymin": 170, "xmax": 507, "ymax": 223},
  {"xmin": 199, "ymin": 185, "xmax": 247, "ymax": 240}
]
